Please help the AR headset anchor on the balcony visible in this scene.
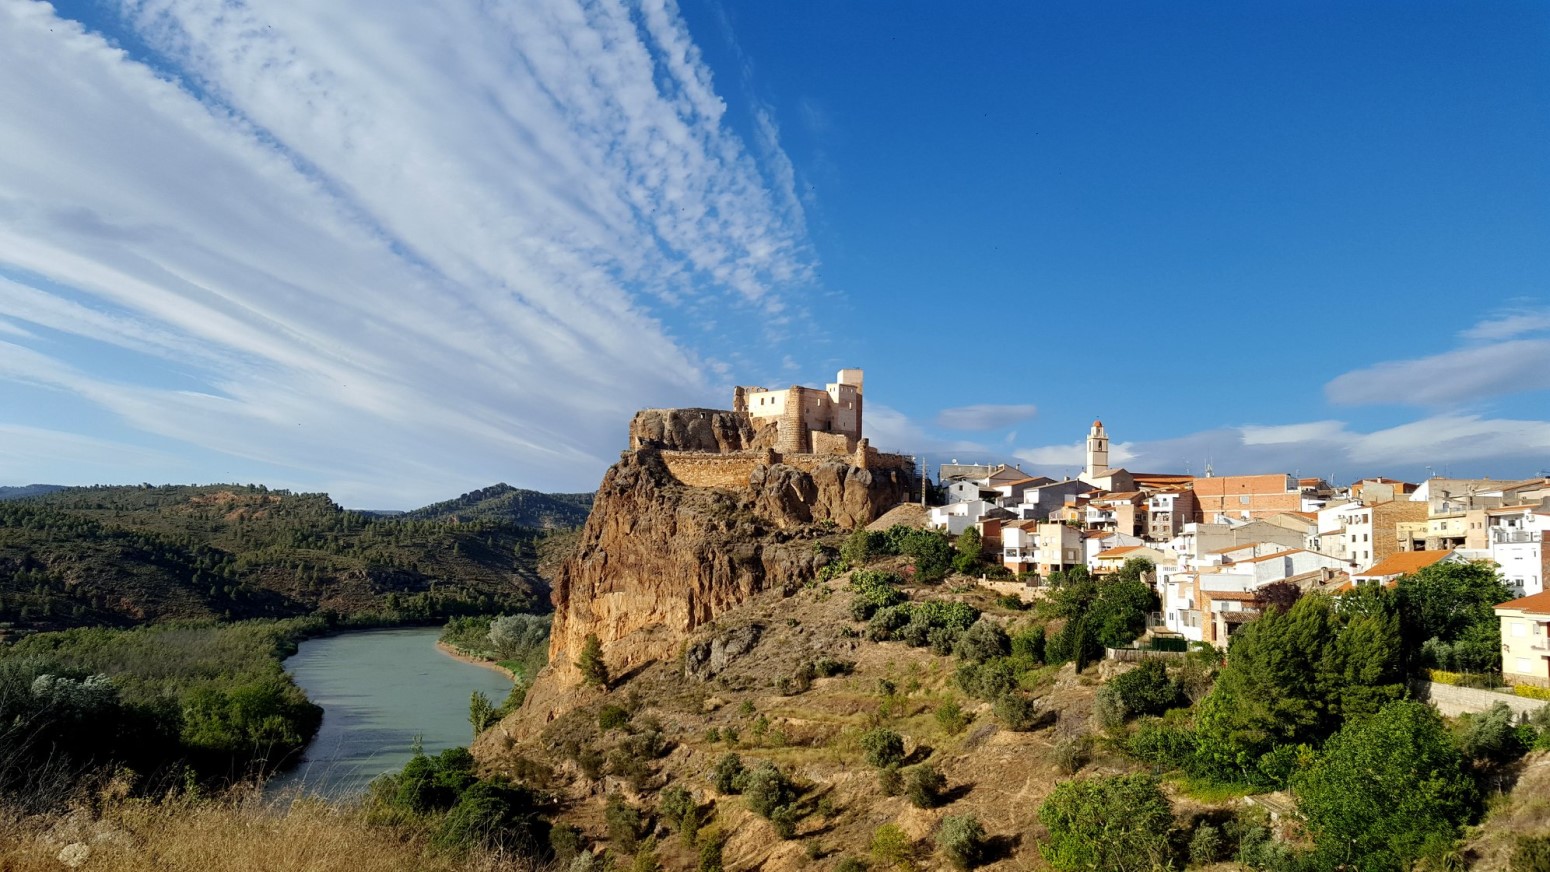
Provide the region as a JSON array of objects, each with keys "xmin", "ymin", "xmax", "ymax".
[{"xmin": 1493, "ymin": 530, "xmax": 1539, "ymax": 545}]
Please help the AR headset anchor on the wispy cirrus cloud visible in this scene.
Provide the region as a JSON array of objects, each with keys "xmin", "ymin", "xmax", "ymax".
[
  {"xmin": 0, "ymin": 0, "xmax": 818, "ymax": 507},
  {"xmin": 935, "ymin": 403, "xmax": 1038, "ymax": 431},
  {"xmin": 1325, "ymin": 307, "xmax": 1550, "ymax": 406}
]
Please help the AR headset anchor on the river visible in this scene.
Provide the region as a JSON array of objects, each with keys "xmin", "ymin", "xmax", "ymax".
[{"xmin": 267, "ymin": 626, "xmax": 514, "ymax": 799}]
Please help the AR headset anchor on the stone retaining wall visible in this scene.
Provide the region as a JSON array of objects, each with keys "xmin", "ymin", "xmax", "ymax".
[{"xmin": 1418, "ymin": 681, "xmax": 1549, "ymax": 719}]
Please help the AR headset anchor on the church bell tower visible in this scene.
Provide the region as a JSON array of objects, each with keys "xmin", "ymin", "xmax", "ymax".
[{"xmin": 1084, "ymin": 419, "xmax": 1110, "ymax": 483}]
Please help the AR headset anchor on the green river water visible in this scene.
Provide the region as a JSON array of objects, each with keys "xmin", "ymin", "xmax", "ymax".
[{"xmin": 268, "ymin": 626, "xmax": 513, "ymax": 799}]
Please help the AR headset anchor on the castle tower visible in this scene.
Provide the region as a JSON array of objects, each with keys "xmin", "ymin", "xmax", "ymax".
[{"xmin": 1083, "ymin": 419, "xmax": 1110, "ymax": 484}]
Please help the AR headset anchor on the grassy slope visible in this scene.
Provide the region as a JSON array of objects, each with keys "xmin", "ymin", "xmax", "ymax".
[{"xmin": 0, "ymin": 485, "xmax": 557, "ymax": 633}]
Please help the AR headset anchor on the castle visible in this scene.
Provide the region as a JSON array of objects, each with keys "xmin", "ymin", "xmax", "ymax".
[{"xmin": 733, "ymin": 368, "xmax": 864, "ymax": 455}]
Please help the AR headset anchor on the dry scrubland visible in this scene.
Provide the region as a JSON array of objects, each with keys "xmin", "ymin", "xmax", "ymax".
[
  {"xmin": 0, "ymin": 791, "xmax": 538, "ymax": 872},
  {"xmin": 477, "ymin": 558, "xmax": 1228, "ymax": 871}
]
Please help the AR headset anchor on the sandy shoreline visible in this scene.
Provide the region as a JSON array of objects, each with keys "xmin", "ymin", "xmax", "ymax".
[{"xmin": 434, "ymin": 640, "xmax": 519, "ymax": 682}]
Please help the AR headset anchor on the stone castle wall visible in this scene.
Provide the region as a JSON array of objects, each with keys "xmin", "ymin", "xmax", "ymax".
[{"xmin": 661, "ymin": 446, "xmax": 913, "ymax": 490}]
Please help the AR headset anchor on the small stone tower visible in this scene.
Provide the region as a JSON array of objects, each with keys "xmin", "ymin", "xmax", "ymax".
[{"xmin": 1083, "ymin": 418, "xmax": 1110, "ymax": 483}]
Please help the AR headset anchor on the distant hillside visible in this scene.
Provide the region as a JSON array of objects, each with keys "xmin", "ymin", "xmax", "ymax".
[
  {"xmin": 0, "ymin": 484, "xmax": 64, "ymax": 501},
  {"xmin": 1, "ymin": 484, "xmax": 555, "ymax": 634},
  {"xmin": 400, "ymin": 483, "xmax": 593, "ymax": 529}
]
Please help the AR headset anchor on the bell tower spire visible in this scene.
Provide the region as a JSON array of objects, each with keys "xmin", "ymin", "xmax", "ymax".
[{"xmin": 1083, "ymin": 418, "xmax": 1110, "ymax": 483}]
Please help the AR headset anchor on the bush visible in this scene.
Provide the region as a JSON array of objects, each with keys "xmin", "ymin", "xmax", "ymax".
[
  {"xmin": 658, "ymin": 784, "xmax": 695, "ymax": 831},
  {"xmin": 1053, "ymin": 733, "xmax": 1088, "ymax": 775},
  {"xmin": 1189, "ymin": 823, "xmax": 1223, "ymax": 866},
  {"xmin": 550, "ymin": 823, "xmax": 585, "ymax": 863},
  {"xmin": 710, "ymin": 753, "xmax": 744, "ymax": 794},
  {"xmin": 835, "ymin": 858, "xmax": 868, "ymax": 872},
  {"xmin": 937, "ymin": 814, "xmax": 986, "ymax": 870},
  {"xmin": 433, "ymin": 779, "xmax": 546, "ymax": 855},
  {"xmin": 1127, "ymin": 718, "xmax": 1198, "ymax": 770},
  {"xmin": 742, "ymin": 761, "xmax": 796, "ymax": 819},
  {"xmin": 814, "ymin": 657, "xmax": 854, "ymax": 677},
  {"xmin": 598, "ymin": 704, "xmax": 630, "ymax": 730},
  {"xmin": 871, "ymin": 823, "xmax": 914, "ymax": 869},
  {"xmin": 954, "ymin": 621, "xmax": 1011, "ymax": 663},
  {"xmin": 861, "ymin": 728, "xmax": 906, "ymax": 768},
  {"xmin": 867, "ymin": 605, "xmax": 912, "ymax": 642},
  {"xmin": 955, "ymin": 658, "xmax": 1017, "ymax": 701},
  {"xmin": 1512, "ymin": 835, "xmax": 1550, "ymax": 872},
  {"xmin": 929, "ymin": 626, "xmax": 962, "ymax": 656},
  {"xmin": 605, "ymin": 792, "xmax": 644, "ymax": 852},
  {"xmin": 1516, "ymin": 684, "xmax": 1550, "ymax": 702},
  {"xmin": 697, "ymin": 828, "xmax": 727, "ymax": 872},
  {"xmin": 993, "ymin": 693, "xmax": 1040, "ymax": 731},
  {"xmin": 770, "ymin": 803, "xmax": 801, "ymax": 840},
  {"xmin": 1011, "ymin": 625, "xmax": 1046, "ymax": 663},
  {"xmin": 878, "ymin": 764, "xmax": 904, "ymax": 796},
  {"xmin": 935, "ymin": 698, "xmax": 968, "ymax": 734},
  {"xmin": 1458, "ymin": 701, "xmax": 1532, "ymax": 765},
  {"xmin": 1106, "ymin": 659, "xmax": 1182, "ymax": 718},
  {"xmin": 1038, "ymin": 774, "xmax": 1174, "ymax": 872},
  {"xmin": 905, "ymin": 764, "xmax": 946, "ymax": 808}
]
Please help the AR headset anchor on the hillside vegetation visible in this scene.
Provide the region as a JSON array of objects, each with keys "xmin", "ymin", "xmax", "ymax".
[
  {"xmin": 400, "ymin": 484, "xmax": 593, "ymax": 530},
  {"xmin": 0, "ymin": 484, "xmax": 568, "ymax": 634}
]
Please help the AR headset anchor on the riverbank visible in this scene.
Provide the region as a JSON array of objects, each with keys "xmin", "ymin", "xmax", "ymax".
[{"xmin": 434, "ymin": 640, "xmax": 519, "ymax": 681}]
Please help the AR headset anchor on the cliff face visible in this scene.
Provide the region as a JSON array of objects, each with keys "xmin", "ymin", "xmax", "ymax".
[{"xmin": 516, "ymin": 415, "xmax": 912, "ymax": 725}]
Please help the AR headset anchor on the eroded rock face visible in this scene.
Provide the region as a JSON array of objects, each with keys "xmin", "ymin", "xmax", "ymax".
[
  {"xmin": 628, "ymin": 409, "xmax": 765, "ymax": 452},
  {"xmin": 514, "ymin": 441, "xmax": 910, "ymax": 727},
  {"xmin": 683, "ymin": 623, "xmax": 764, "ymax": 680}
]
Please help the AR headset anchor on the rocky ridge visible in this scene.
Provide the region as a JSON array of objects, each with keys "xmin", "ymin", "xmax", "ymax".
[{"xmin": 514, "ymin": 407, "xmax": 913, "ymax": 726}]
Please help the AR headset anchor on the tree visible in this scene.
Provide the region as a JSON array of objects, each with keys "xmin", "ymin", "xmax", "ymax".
[
  {"xmin": 1396, "ymin": 562, "xmax": 1513, "ymax": 673},
  {"xmin": 901, "ymin": 530, "xmax": 954, "ymax": 582},
  {"xmin": 1292, "ymin": 700, "xmax": 1476, "ymax": 872},
  {"xmin": 1037, "ymin": 774, "xmax": 1174, "ymax": 872},
  {"xmin": 1193, "ymin": 594, "xmax": 1341, "ymax": 782},
  {"xmin": 860, "ymin": 728, "xmax": 905, "ymax": 769},
  {"xmin": 576, "ymin": 633, "xmax": 608, "ymax": 688},
  {"xmin": 469, "ymin": 691, "xmax": 497, "ymax": 736},
  {"xmin": 1087, "ymin": 576, "xmax": 1156, "ymax": 648},
  {"xmin": 952, "ymin": 527, "xmax": 983, "ymax": 575}
]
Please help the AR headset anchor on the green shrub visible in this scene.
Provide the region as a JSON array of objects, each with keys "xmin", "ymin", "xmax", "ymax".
[
  {"xmin": 710, "ymin": 753, "xmax": 744, "ymax": 794},
  {"xmin": 1516, "ymin": 684, "xmax": 1550, "ymax": 702},
  {"xmin": 658, "ymin": 784, "xmax": 695, "ymax": 831},
  {"xmin": 598, "ymin": 704, "xmax": 630, "ymax": 730},
  {"xmin": 1127, "ymin": 718, "xmax": 1197, "ymax": 770},
  {"xmin": 1511, "ymin": 835, "xmax": 1550, "ymax": 872},
  {"xmin": 936, "ymin": 814, "xmax": 986, "ymax": 870},
  {"xmin": 605, "ymin": 792, "xmax": 644, "ymax": 852},
  {"xmin": 905, "ymin": 764, "xmax": 946, "ymax": 809},
  {"xmin": 1011, "ymin": 625, "xmax": 1046, "ymax": 662},
  {"xmin": 954, "ymin": 621, "xmax": 1011, "ymax": 663},
  {"xmin": 929, "ymin": 626, "xmax": 962, "ymax": 655},
  {"xmin": 835, "ymin": 858, "xmax": 868, "ymax": 872},
  {"xmin": 1053, "ymin": 733, "xmax": 1088, "ymax": 775},
  {"xmin": 550, "ymin": 823, "xmax": 584, "ymax": 863},
  {"xmin": 433, "ymin": 779, "xmax": 545, "ymax": 855},
  {"xmin": 1458, "ymin": 701, "xmax": 1532, "ymax": 764},
  {"xmin": 1189, "ymin": 823, "xmax": 1223, "ymax": 866},
  {"xmin": 871, "ymin": 823, "xmax": 914, "ymax": 869},
  {"xmin": 935, "ymin": 698, "xmax": 968, "ymax": 734},
  {"xmin": 742, "ymin": 761, "xmax": 796, "ymax": 819},
  {"xmin": 697, "ymin": 828, "xmax": 726, "ymax": 872},
  {"xmin": 1038, "ymin": 774, "xmax": 1173, "ymax": 872},
  {"xmin": 993, "ymin": 693, "xmax": 1040, "ymax": 731},
  {"xmin": 954, "ymin": 658, "xmax": 1017, "ymax": 701},
  {"xmin": 877, "ymin": 765, "xmax": 903, "ymax": 796},
  {"xmin": 814, "ymin": 657, "xmax": 854, "ymax": 677},
  {"xmin": 1106, "ymin": 659, "xmax": 1182, "ymax": 718},
  {"xmin": 394, "ymin": 747, "xmax": 476, "ymax": 813},
  {"xmin": 861, "ymin": 728, "xmax": 905, "ymax": 768},
  {"xmin": 867, "ymin": 605, "xmax": 912, "ymax": 642},
  {"xmin": 576, "ymin": 633, "xmax": 609, "ymax": 688}
]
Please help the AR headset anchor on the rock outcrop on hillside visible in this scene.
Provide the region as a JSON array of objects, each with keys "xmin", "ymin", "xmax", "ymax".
[{"xmin": 514, "ymin": 420, "xmax": 912, "ymax": 727}]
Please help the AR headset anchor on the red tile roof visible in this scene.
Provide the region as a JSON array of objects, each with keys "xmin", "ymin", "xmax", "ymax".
[
  {"xmin": 1355, "ymin": 549, "xmax": 1454, "ymax": 578},
  {"xmin": 1495, "ymin": 590, "xmax": 1550, "ymax": 615}
]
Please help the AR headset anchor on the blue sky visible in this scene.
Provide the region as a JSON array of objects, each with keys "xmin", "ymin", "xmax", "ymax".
[{"xmin": 0, "ymin": 0, "xmax": 1546, "ymax": 507}]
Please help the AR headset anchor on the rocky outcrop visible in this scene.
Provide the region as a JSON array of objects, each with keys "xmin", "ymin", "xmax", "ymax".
[
  {"xmin": 514, "ymin": 434, "xmax": 912, "ymax": 727},
  {"xmin": 628, "ymin": 408, "xmax": 774, "ymax": 453}
]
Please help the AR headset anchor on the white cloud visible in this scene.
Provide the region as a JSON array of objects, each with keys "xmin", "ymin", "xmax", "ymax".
[
  {"xmin": 1016, "ymin": 415, "xmax": 1550, "ymax": 484},
  {"xmin": 0, "ymin": 0, "xmax": 819, "ymax": 506},
  {"xmin": 1325, "ymin": 306, "xmax": 1550, "ymax": 407},
  {"xmin": 1461, "ymin": 307, "xmax": 1550, "ymax": 341},
  {"xmin": 864, "ymin": 404, "xmax": 988, "ymax": 457},
  {"xmin": 935, "ymin": 403, "xmax": 1038, "ymax": 431}
]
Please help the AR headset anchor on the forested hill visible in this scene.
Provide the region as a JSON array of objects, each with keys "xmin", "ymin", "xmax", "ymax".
[
  {"xmin": 0, "ymin": 485, "xmax": 64, "ymax": 501},
  {"xmin": 399, "ymin": 483, "xmax": 593, "ymax": 529},
  {"xmin": 0, "ymin": 484, "xmax": 570, "ymax": 634}
]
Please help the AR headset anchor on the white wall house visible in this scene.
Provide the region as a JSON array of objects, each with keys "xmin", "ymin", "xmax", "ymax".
[
  {"xmin": 1488, "ymin": 507, "xmax": 1550, "ymax": 597},
  {"xmin": 928, "ymin": 500, "xmax": 991, "ymax": 536}
]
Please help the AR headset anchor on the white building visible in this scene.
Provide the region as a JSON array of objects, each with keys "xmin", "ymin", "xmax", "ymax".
[{"xmin": 1487, "ymin": 506, "xmax": 1550, "ymax": 598}]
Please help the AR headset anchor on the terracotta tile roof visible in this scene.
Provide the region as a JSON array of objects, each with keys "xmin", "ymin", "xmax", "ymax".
[
  {"xmin": 1210, "ymin": 543, "xmax": 1267, "ymax": 555},
  {"xmin": 1495, "ymin": 590, "xmax": 1550, "ymax": 615},
  {"xmin": 1354, "ymin": 549, "xmax": 1455, "ymax": 578}
]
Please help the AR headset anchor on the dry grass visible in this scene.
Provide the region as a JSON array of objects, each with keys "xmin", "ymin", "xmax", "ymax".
[{"xmin": 0, "ymin": 790, "xmax": 543, "ymax": 872}]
